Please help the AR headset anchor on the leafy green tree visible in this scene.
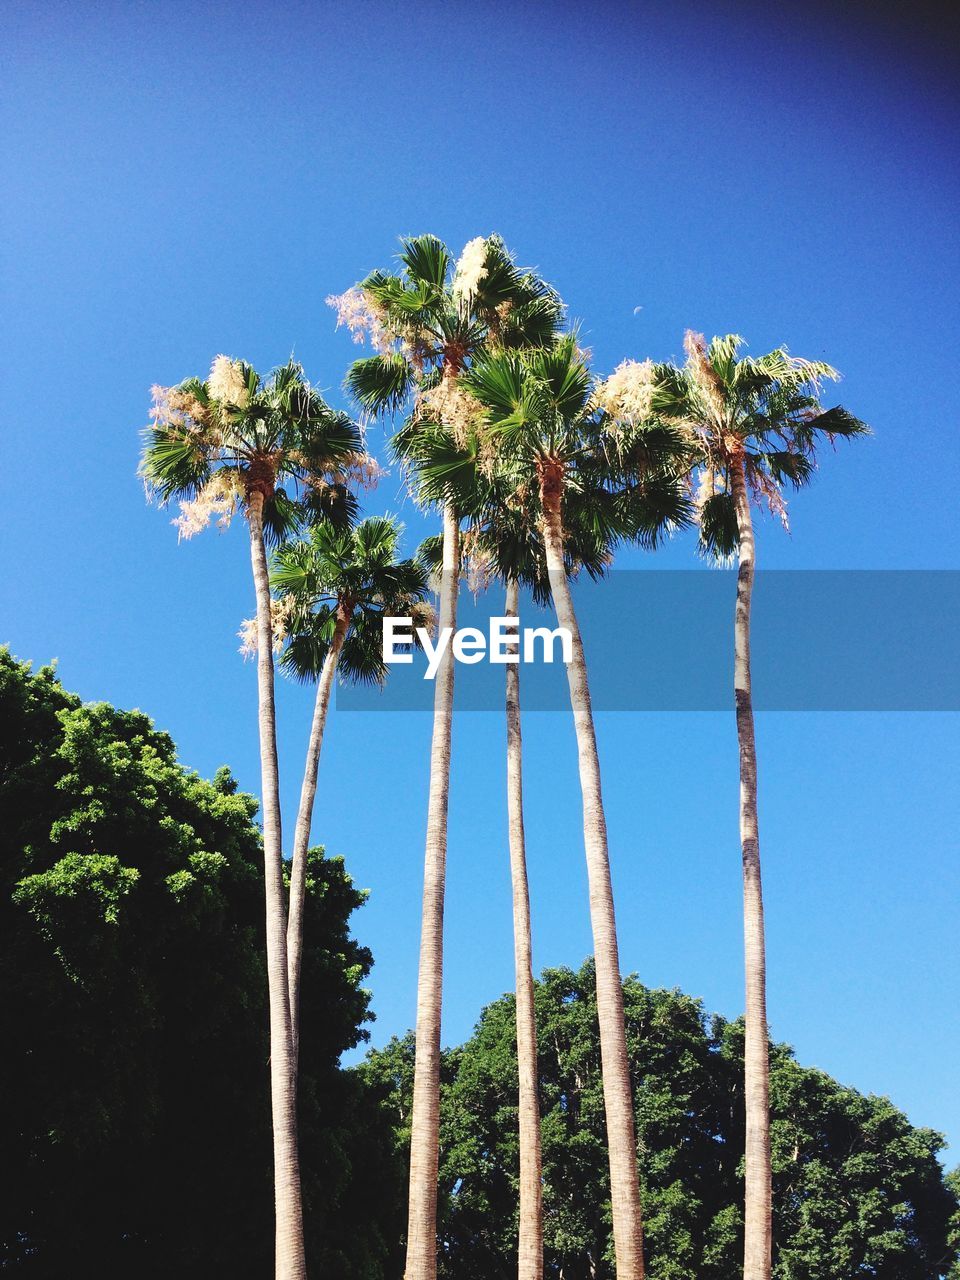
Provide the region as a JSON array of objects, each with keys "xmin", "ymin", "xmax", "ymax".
[
  {"xmin": 335, "ymin": 233, "xmax": 562, "ymax": 1280},
  {"xmin": 642, "ymin": 333, "xmax": 869, "ymax": 1280},
  {"xmin": 0, "ymin": 649, "xmax": 394, "ymax": 1278},
  {"xmin": 946, "ymin": 1168, "xmax": 960, "ymax": 1279},
  {"xmin": 361, "ymin": 962, "xmax": 958, "ymax": 1280},
  {"xmin": 459, "ymin": 336, "xmax": 693, "ymax": 1280},
  {"xmin": 139, "ymin": 357, "xmax": 364, "ymax": 1278},
  {"xmin": 267, "ymin": 516, "xmax": 431, "ymax": 1070}
]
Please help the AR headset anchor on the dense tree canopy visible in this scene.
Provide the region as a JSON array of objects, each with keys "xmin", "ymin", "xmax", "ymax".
[
  {"xmin": 1, "ymin": 649, "xmax": 956, "ymax": 1278},
  {"xmin": 0, "ymin": 649, "xmax": 397, "ymax": 1278},
  {"xmin": 361, "ymin": 963, "xmax": 959, "ymax": 1280}
]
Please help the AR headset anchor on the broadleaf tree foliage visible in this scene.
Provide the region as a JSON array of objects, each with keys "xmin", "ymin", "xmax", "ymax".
[
  {"xmin": 361, "ymin": 962, "xmax": 959, "ymax": 1280},
  {"xmin": 0, "ymin": 650, "xmax": 399, "ymax": 1279}
]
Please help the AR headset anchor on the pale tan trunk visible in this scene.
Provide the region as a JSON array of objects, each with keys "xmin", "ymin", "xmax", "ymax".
[
  {"xmin": 730, "ymin": 455, "xmax": 772, "ymax": 1280},
  {"xmin": 504, "ymin": 577, "xmax": 544, "ymax": 1280},
  {"xmin": 246, "ymin": 493, "xmax": 306, "ymax": 1280},
  {"xmin": 287, "ymin": 602, "xmax": 351, "ymax": 1071},
  {"xmin": 404, "ymin": 503, "xmax": 459, "ymax": 1280},
  {"xmin": 539, "ymin": 472, "xmax": 645, "ymax": 1280}
]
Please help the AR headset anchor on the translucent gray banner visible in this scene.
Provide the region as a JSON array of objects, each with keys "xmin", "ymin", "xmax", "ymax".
[{"xmin": 337, "ymin": 571, "xmax": 960, "ymax": 712}]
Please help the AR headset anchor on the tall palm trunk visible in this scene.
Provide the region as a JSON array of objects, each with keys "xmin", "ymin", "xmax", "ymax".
[
  {"xmin": 538, "ymin": 466, "xmax": 645, "ymax": 1280},
  {"xmin": 246, "ymin": 492, "xmax": 306, "ymax": 1280},
  {"xmin": 729, "ymin": 455, "xmax": 772, "ymax": 1280},
  {"xmin": 287, "ymin": 601, "xmax": 351, "ymax": 1071},
  {"xmin": 404, "ymin": 502, "xmax": 460, "ymax": 1280},
  {"xmin": 504, "ymin": 577, "xmax": 544, "ymax": 1280}
]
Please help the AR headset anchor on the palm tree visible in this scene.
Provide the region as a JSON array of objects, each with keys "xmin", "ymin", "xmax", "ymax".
[
  {"xmin": 502, "ymin": 570, "xmax": 541, "ymax": 1280},
  {"xmin": 267, "ymin": 516, "xmax": 431, "ymax": 1070},
  {"xmin": 458, "ymin": 336, "xmax": 693, "ymax": 1280},
  {"xmin": 461, "ymin": 491, "xmax": 611, "ymax": 1280},
  {"xmin": 333, "ymin": 233, "xmax": 561, "ymax": 1280},
  {"xmin": 140, "ymin": 356, "xmax": 363, "ymax": 1280},
  {"xmin": 646, "ymin": 333, "xmax": 868, "ymax": 1280}
]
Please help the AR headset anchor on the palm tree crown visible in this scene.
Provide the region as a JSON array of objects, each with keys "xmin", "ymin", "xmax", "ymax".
[
  {"xmin": 141, "ymin": 356, "xmax": 366, "ymax": 541},
  {"xmin": 452, "ymin": 334, "xmax": 695, "ymax": 549},
  {"xmin": 644, "ymin": 332, "xmax": 869, "ymax": 553},
  {"xmin": 270, "ymin": 516, "xmax": 432, "ymax": 686},
  {"xmin": 332, "ymin": 232, "xmax": 563, "ymax": 418}
]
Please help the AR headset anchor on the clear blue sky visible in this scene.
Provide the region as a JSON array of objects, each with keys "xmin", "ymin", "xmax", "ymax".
[{"xmin": 3, "ymin": 1, "xmax": 958, "ymax": 1156}]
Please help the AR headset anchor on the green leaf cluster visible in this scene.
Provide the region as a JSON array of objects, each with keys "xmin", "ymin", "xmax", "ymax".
[
  {"xmin": 0, "ymin": 648, "xmax": 397, "ymax": 1278},
  {"xmin": 361, "ymin": 962, "xmax": 959, "ymax": 1280}
]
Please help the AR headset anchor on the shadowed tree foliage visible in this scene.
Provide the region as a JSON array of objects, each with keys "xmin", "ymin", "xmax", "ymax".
[
  {"xmin": 361, "ymin": 962, "xmax": 959, "ymax": 1280},
  {"xmin": 3, "ymin": 650, "xmax": 953, "ymax": 1280},
  {"xmin": 0, "ymin": 649, "xmax": 398, "ymax": 1279}
]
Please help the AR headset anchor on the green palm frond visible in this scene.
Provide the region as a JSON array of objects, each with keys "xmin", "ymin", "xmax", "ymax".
[
  {"xmin": 734, "ymin": 349, "xmax": 840, "ymax": 404},
  {"xmin": 398, "ymin": 234, "xmax": 450, "ymax": 289},
  {"xmin": 416, "ymin": 533, "xmax": 444, "ymax": 578},
  {"xmin": 262, "ymin": 488, "xmax": 302, "ymax": 546},
  {"xmin": 606, "ymin": 418, "xmax": 697, "ymax": 481},
  {"xmin": 805, "ymin": 405, "xmax": 870, "ymax": 438},
  {"xmin": 472, "ymin": 235, "xmax": 524, "ymax": 310},
  {"xmin": 352, "ymin": 513, "xmax": 400, "ymax": 562},
  {"xmin": 706, "ymin": 334, "xmax": 746, "ymax": 388},
  {"xmin": 757, "ymin": 450, "xmax": 816, "ymax": 489},
  {"xmin": 648, "ymin": 362, "xmax": 695, "ymax": 419},
  {"xmin": 336, "ymin": 615, "xmax": 389, "ymax": 687},
  {"xmin": 407, "ymin": 432, "xmax": 481, "ymax": 510},
  {"xmin": 462, "ymin": 352, "xmax": 531, "ymax": 422},
  {"xmin": 279, "ymin": 607, "xmax": 340, "ymax": 684},
  {"xmin": 345, "ymin": 355, "xmax": 414, "ymax": 414},
  {"xmin": 698, "ymin": 492, "xmax": 739, "ymax": 561},
  {"xmin": 272, "ymin": 515, "xmax": 428, "ymax": 686},
  {"xmin": 298, "ymin": 482, "xmax": 359, "ymax": 532},
  {"xmin": 139, "ymin": 430, "xmax": 211, "ymax": 503},
  {"xmin": 530, "ymin": 336, "xmax": 593, "ymax": 420},
  {"xmin": 472, "ymin": 240, "xmax": 563, "ymax": 345},
  {"xmin": 500, "ymin": 292, "xmax": 564, "ymax": 351},
  {"xmin": 614, "ymin": 474, "xmax": 695, "ymax": 549}
]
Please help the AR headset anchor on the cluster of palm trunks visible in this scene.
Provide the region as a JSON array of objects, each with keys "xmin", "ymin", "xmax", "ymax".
[{"xmin": 140, "ymin": 232, "xmax": 868, "ymax": 1280}]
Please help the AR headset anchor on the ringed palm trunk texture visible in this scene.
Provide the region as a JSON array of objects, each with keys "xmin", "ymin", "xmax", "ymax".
[
  {"xmin": 729, "ymin": 456, "xmax": 772, "ymax": 1280},
  {"xmin": 504, "ymin": 577, "xmax": 544, "ymax": 1280},
  {"xmin": 287, "ymin": 602, "xmax": 351, "ymax": 1072},
  {"xmin": 538, "ymin": 467, "xmax": 645, "ymax": 1280},
  {"xmin": 404, "ymin": 502, "xmax": 460, "ymax": 1280},
  {"xmin": 246, "ymin": 492, "xmax": 307, "ymax": 1280}
]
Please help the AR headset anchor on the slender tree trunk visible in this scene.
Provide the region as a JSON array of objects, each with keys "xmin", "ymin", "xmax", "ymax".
[
  {"xmin": 246, "ymin": 492, "xmax": 306, "ymax": 1280},
  {"xmin": 538, "ymin": 467, "xmax": 645, "ymax": 1280},
  {"xmin": 729, "ymin": 455, "xmax": 772, "ymax": 1280},
  {"xmin": 504, "ymin": 577, "xmax": 544, "ymax": 1280},
  {"xmin": 287, "ymin": 601, "xmax": 351, "ymax": 1072},
  {"xmin": 404, "ymin": 502, "xmax": 460, "ymax": 1280}
]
